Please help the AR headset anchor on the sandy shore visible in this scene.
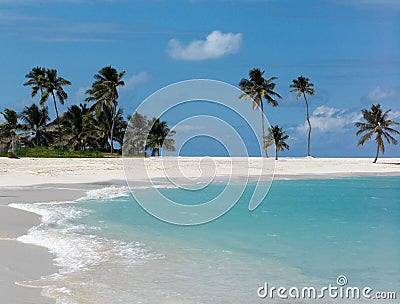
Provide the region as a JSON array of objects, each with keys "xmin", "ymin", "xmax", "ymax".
[
  {"xmin": 1, "ymin": 157, "xmax": 400, "ymax": 187},
  {"xmin": 1, "ymin": 157, "xmax": 399, "ymax": 304}
]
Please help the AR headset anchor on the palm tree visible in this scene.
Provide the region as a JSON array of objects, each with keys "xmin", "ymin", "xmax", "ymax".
[
  {"xmin": 19, "ymin": 103, "xmax": 50, "ymax": 146},
  {"xmin": 23, "ymin": 66, "xmax": 46, "ymax": 99},
  {"xmin": 145, "ymin": 118, "xmax": 176, "ymax": 156},
  {"xmin": 355, "ymin": 104, "xmax": 399, "ymax": 163},
  {"xmin": 111, "ymin": 108, "xmax": 128, "ymax": 150},
  {"xmin": 81, "ymin": 103, "xmax": 127, "ymax": 152},
  {"xmin": 62, "ymin": 104, "xmax": 92, "ymax": 151},
  {"xmin": 124, "ymin": 112, "xmax": 149, "ymax": 155},
  {"xmin": 239, "ymin": 68, "xmax": 281, "ymax": 157},
  {"xmin": 264, "ymin": 125, "xmax": 290, "ymax": 160},
  {"xmin": 290, "ymin": 76, "xmax": 315, "ymax": 157},
  {"xmin": 40, "ymin": 69, "xmax": 71, "ymax": 146},
  {"xmin": 85, "ymin": 66, "xmax": 125, "ymax": 154},
  {"xmin": 0, "ymin": 108, "xmax": 22, "ymax": 158}
]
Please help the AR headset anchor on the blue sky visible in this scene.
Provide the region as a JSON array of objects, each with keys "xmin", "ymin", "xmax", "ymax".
[{"xmin": 0, "ymin": 0, "xmax": 399, "ymax": 157}]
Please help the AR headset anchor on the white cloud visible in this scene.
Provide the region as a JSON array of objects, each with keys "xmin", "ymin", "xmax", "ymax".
[
  {"xmin": 123, "ymin": 72, "xmax": 150, "ymax": 91},
  {"xmin": 389, "ymin": 110, "xmax": 400, "ymax": 120},
  {"xmin": 296, "ymin": 106, "xmax": 361, "ymax": 134},
  {"xmin": 366, "ymin": 86, "xmax": 396, "ymax": 102},
  {"xmin": 172, "ymin": 124, "xmax": 206, "ymax": 133},
  {"xmin": 167, "ymin": 30, "xmax": 242, "ymax": 61},
  {"xmin": 72, "ymin": 86, "xmax": 89, "ymax": 103},
  {"xmin": 328, "ymin": 0, "xmax": 400, "ymax": 9},
  {"xmin": 312, "ymin": 105, "xmax": 344, "ymax": 117}
]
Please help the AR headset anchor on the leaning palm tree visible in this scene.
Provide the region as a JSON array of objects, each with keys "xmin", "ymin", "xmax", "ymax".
[
  {"xmin": 264, "ymin": 125, "xmax": 290, "ymax": 160},
  {"xmin": 85, "ymin": 66, "xmax": 125, "ymax": 154},
  {"xmin": 19, "ymin": 103, "xmax": 50, "ymax": 146},
  {"xmin": 355, "ymin": 104, "xmax": 399, "ymax": 163},
  {"xmin": 239, "ymin": 68, "xmax": 281, "ymax": 157},
  {"xmin": 23, "ymin": 66, "xmax": 47, "ymax": 99},
  {"xmin": 0, "ymin": 108, "xmax": 22, "ymax": 158},
  {"xmin": 290, "ymin": 76, "xmax": 315, "ymax": 157},
  {"xmin": 40, "ymin": 69, "xmax": 71, "ymax": 146}
]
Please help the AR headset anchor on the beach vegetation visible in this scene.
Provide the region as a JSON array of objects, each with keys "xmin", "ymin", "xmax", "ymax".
[
  {"xmin": 1, "ymin": 146, "xmax": 108, "ymax": 158},
  {"xmin": 23, "ymin": 66, "xmax": 47, "ymax": 99},
  {"xmin": 0, "ymin": 108, "xmax": 23, "ymax": 158},
  {"xmin": 355, "ymin": 104, "xmax": 399, "ymax": 163},
  {"xmin": 0, "ymin": 66, "xmax": 176, "ymax": 158},
  {"xmin": 239, "ymin": 68, "xmax": 281, "ymax": 157},
  {"xmin": 19, "ymin": 103, "xmax": 51, "ymax": 147},
  {"xmin": 145, "ymin": 118, "xmax": 176, "ymax": 156},
  {"xmin": 123, "ymin": 112, "xmax": 149, "ymax": 156},
  {"xmin": 25, "ymin": 68, "xmax": 71, "ymax": 147},
  {"xmin": 85, "ymin": 66, "xmax": 125, "ymax": 155},
  {"xmin": 264, "ymin": 125, "xmax": 290, "ymax": 160},
  {"xmin": 290, "ymin": 76, "xmax": 315, "ymax": 157}
]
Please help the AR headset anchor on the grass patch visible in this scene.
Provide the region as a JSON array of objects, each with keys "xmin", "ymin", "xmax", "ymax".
[{"xmin": 1, "ymin": 147, "xmax": 120, "ymax": 158}]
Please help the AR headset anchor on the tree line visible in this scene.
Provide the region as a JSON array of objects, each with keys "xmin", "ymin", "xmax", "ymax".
[
  {"xmin": 1, "ymin": 66, "xmax": 399, "ymax": 162},
  {"xmin": 238, "ymin": 68, "xmax": 399, "ymax": 162},
  {"xmin": 0, "ymin": 66, "xmax": 175, "ymax": 158}
]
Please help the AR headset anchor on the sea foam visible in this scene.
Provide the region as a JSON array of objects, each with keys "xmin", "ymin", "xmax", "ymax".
[{"xmin": 9, "ymin": 185, "xmax": 162, "ymax": 303}]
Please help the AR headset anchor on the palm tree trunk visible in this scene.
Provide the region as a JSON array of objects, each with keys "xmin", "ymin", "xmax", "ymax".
[
  {"xmin": 303, "ymin": 94, "xmax": 311, "ymax": 157},
  {"xmin": 260, "ymin": 101, "xmax": 268, "ymax": 158},
  {"xmin": 11, "ymin": 133, "xmax": 17, "ymax": 158},
  {"xmin": 40, "ymin": 88, "xmax": 45, "ymax": 147},
  {"xmin": 275, "ymin": 147, "xmax": 278, "ymax": 160},
  {"xmin": 109, "ymin": 103, "xmax": 116, "ymax": 155},
  {"xmin": 373, "ymin": 145, "xmax": 379, "ymax": 163},
  {"xmin": 52, "ymin": 92, "xmax": 62, "ymax": 148}
]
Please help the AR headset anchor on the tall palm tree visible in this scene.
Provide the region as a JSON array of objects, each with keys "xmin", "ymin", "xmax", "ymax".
[
  {"xmin": 40, "ymin": 69, "xmax": 71, "ymax": 146},
  {"xmin": 355, "ymin": 104, "xmax": 399, "ymax": 163},
  {"xmin": 239, "ymin": 68, "xmax": 281, "ymax": 157},
  {"xmin": 19, "ymin": 103, "xmax": 50, "ymax": 146},
  {"xmin": 264, "ymin": 125, "xmax": 290, "ymax": 160},
  {"xmin": 85, "ymin": 66, "xmax": 125, "ymax": 154},
  {"xmin": 0, "ymin": 108, "xmax": 22, "ymax": 158},
  {"xmin": 290, "ymin": 76, "xmax": 315, "ymax": 157},
  {"xmin": 145, "ymin": 118, "xmax": 176, "ymax": 156},
  {"xmin": 23, "ymin": 66, "xmax": 47, "ymax": 99}
]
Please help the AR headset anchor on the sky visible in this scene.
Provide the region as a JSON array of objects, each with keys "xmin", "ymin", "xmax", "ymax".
[{"xmin": 0, "ymin": 0, "xmax": 399, "ymax": 157}]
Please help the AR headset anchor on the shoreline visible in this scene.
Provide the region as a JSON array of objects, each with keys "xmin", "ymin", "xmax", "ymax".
[
  {"xmin": 1, "ymin": 157, "xmax": 400, "ymax": 187},
  {"xmin": 1, "ymin": 157, "xmax": 399, "ymax": 303},
  {"xmin": 0, "ymin": 185, "xmax": 87, "ymax": 304}
]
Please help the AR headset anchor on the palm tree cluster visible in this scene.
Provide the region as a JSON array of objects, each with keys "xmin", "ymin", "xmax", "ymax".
[
  {"xmin": 0, "ymin": 109, "xmax": 22, "ymax": 158},
  {"xmin": 1, "ymin": 65, "xmax": 398, "ymax": 161},
  {"xmin": 0, "ymin": 66, "xmax": 175, "ymax": 157},
  {"xmin": 124, "ymin": 113, "xmax": 176, "ymax": 157},
  {"xmin": 239, "ymin": 68, "xmax": 399, "ymax": 162},
  {"xmin": 239, "ymin": 68, "xmax": 313, "ymax": 159}
]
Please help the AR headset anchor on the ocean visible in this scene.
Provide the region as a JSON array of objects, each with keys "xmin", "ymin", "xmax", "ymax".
[{"xmin": 11, "ymin": 176, "xmax": 400, "ymax": 304}]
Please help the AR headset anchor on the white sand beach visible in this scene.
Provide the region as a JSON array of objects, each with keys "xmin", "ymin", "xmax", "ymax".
[
  {"xmin": 1, "ymin": 157, "xmax": 399, "ymax": 304},
  {"xmin": 1, "ymin": 157, "xmax": 400, "ymax": 187}
]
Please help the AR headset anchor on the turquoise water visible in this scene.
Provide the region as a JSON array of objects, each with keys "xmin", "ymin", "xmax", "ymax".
[{"xmin": 15, "ymin": 176, "xmax": 400, "ymax": 303}]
